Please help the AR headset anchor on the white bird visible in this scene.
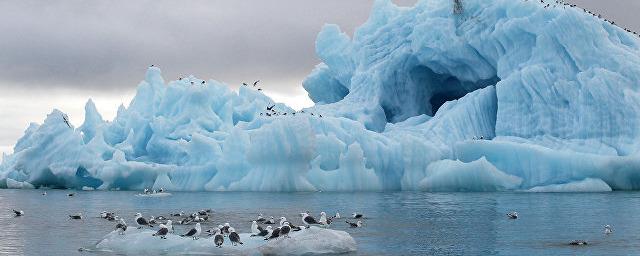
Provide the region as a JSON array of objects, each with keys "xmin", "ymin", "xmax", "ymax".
[
  {"xmin": 181, "ymin": 223, "xmax": 201, "ymax": 240},
  {"xmin": 319, "ymin": 212, "xmax": 329, "ymax": 225},
  {"xmin": 507, "ymin": 211, "xmax": 518, "ymax": 219},
  {"xmin": 279, "ymin": 217, "xmax": 287, "ymax": 227},
  {"xmin": 165, "ymin": 220, "xmax": 174, "ymax": 233},
  {"xmin": 334, "ymin": 212, "xmax": 341, "ymax": 219},
  {"xmin": 251, "ymin": 221, "xmax": 260, "ymax": 235},
  {"xmin": 255, "ymin": 213, "xmax": 266, "ymax": 222},
  {"xmin": 264, "ymin": 216, "xmax": 276, "ymax": 224},
  {"xmin": 604, "ymin": 225, "xmax": 613, "ymax": 235}
]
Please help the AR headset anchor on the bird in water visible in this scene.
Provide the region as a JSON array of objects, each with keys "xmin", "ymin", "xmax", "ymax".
[
  {"xmin": 604, "ymin": 225, "xmax": 613, "ymax": 235},
  {"xmin": 346, "ymin": 220, "xmax": 362, "ymax": 228},
  {"xmin": 69, "ymin": 213, "xmax": 82, "ymax": 220},
  {"xmin": 334, "ymin": 212, "xmax": 341, "ymax": 219},
  {"xmin": 67, "ymin": 193, "xmax": 74, "ymax": 197},
  {"xmin": 229, "ymin": 227, "xmax": 243, "ymax": 246},
  {"xmin": 507, "ymin": 211, "xmax": 518, "ymax": 219},
  {"xmin": 42, "ymin": 191, "xmax": 46, "ymax": 196},
  {"xmin": 180, "ymin": 223, "xmax": 201, "ymax": 240},
  {"xmin": 352, "ymin": 212, "xmax": 364, "ymax": 219},
  {"xmin": 152, "ymin": 224, "xmax": 169, "ymax": 239},
  {"xmin": 115, "ymin": 219, "xmax": 127, "ymax": 235},
  {"xmin": 569, "ymin": 240, "xmax": 588, "ymax": 246},
  {"xmin": 12, "ymin": 209, "xmax": 24, "ymax": 217},
  {"xmin": 214, "ymin": 228, "xmax": 224, "ymax": 248}
]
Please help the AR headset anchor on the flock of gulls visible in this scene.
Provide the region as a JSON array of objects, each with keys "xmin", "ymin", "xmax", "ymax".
[
  {"xmin": 10, "ymin": 191, "xmax": 367, "ymax": 249},
  {"xmin": 524, "ymin": 0, "xmax": 640, "ymax": 38}
]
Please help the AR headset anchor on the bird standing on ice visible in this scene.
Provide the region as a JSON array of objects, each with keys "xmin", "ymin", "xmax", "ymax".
[
  {"xmin": 115, "ymin": 219, "xmax": 127, "ymax": 235},
  {"xmin": 280, "ymin": 222, "xmax": 291, "ymax": 238},
  {"xmin": 181, "ymin": 223, "xmax": 201, "ymax": 240},
  {"xmin": 265, "ymin": 226, "xmax": 280, "ymax": 240},
  {"xmin": 214, "ymin": 229, "xmax": 224, "ymax": 248},
  {"xmin": 135, "ymin": 213, "xmax": 153, "ymax": 228},
  {"xmin": 319, "ymin": 212, "xmax": 330, "ymax": 225},
  {"xmin": 152, "ymin": 224, "xmax": 169, "ymax": 239},
  {"xmin": 12, "ymin": 209, "xmax": 24, "ymax": 217},
  {"xmin": 229, "ymin": 227, "xmax": 243, "ymax": 245},
  {"xmin": 302, "ymin": 212, "xmax": 320, "ymax": 227},
  {"xmin": 264, "ymin": 216, "xmax": 276, "ymax": 224},
  {"xmin": 255, "ymin": 213, "xmax": 266, "ymax": 222}
]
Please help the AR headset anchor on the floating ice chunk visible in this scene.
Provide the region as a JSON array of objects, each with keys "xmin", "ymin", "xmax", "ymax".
[
  {"xmin": 527, "ymin": 178, "xmax": 612, "ymax": 193},
  {"xmin": 88, "ymin": 226, "xmax": 356, "ymax": 255}
]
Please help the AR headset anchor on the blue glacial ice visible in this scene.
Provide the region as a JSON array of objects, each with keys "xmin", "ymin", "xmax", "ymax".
[{"xmin": 3, "ymin": 0, "xmax": 640, "ymax": 192}]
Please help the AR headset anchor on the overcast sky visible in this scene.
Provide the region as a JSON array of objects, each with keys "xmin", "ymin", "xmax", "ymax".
[{"xmin": 0, "ymin": 0, "xmax": 638, "ymax": 155}]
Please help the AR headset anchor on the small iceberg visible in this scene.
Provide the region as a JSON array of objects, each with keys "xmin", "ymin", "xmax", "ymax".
[
  {"xmin": 85, "ymin": 226, "xmax": 356, "ymax": 255},
  {"xmin": 135, "ymin": 192, "xmax": 172, "ymax": 197}
]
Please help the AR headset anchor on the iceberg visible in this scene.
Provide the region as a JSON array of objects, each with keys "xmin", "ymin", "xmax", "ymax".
[
  {"xmin": 84, "ymin": 227, "xmax": 356, "ymax": 255},
  {"xmin": 2, "ymin": 0, "xmax": 640, "ymax": 192}
]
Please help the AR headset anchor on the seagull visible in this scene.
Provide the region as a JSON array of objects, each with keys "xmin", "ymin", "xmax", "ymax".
[
  {"xmin": 302, "ymin": 212, "xmax": 320, "ymax": 227},
  {"xmin": 69, "ymin": 213, "xmax": 82, "ymax": 220},
  {"xmin": 242, "ymin": 82, "xmax": 248, "ymax": 86},
  {"xmin": 287, "ymin": 222, "xmax": 302, "ymax": 232},
  {"xmin": 352, "ymin": 212, "xmax": 363, "ymax": 219},
  {"xmin": 319, "ymin": 212, "xmax": 329, "ymax": 225},
  {"xmin": 604, "ymin": 225, "xmax": 613, "ymax": 235},
  {"xmin": 222, "ymin": 223, "xmax": 231, "ymax": 236},
  {"xmin": 214, "ymin": 228, "xmax": 224, "ymax": 248},
  {"xmin": 266, "ymin": 105, "xmax": 275, "ymax": 111},
  {"xmin": 346, "ymin": 220, "xmax": 362, "ymax": 228},
  {"xmin": 265, "ymin": 226, "xmax": 280, "ymax": 240},
  {"xmin": 334, "ymin": 212, "xmax": 341, "ymax": 219},
  {"xmin": 279, "ymin": 217, "xmax": 288, "ymax": 227},
  {"xmin": 507, "ymin": 211, "xmax": 518, "ymax": 219},
  {"xmin": 165, "ymin": 220, "xmax": 174, "ymax": 233},
  {"xmin": 115, "ymin": 219, "xmax": 127, "ymax": 235},
  {"xmin": 171, "ymin": 211, "xmax": 184, "ymax": 217},
  {"xmin": 12, "ymin": 209, "xmax": 24, "ymax": 217},
  {"xmin": 152, "ymin": 224, "xmax": 169, "ymax": 239},
  {"xmin": 251, "ymin": 221, "xmax": 260, "ymax": 235},
  {"xmin": 264, "ymin": 216, "xmax": 276, "ymax": 225},
  {"xmin": 253, "ymin": 80, "xmax": 260, "ymax": 87},
  {"xmin": 67, "ymin": 193, "xmax": 75, "ymax": 197},
  {"xmin": 135, "ymin": 213, "xmax": 153, "ymax": 228},
  {"xmin": 149, "ymin": 216, "xmax": 157, "ymax": 225},
  {"xmin": 569, "ymin": 240, "xmax": 588, "ymax": 246},
  {"xmin": 62, "ymin": 114, "xmax": 71, "ymax": 128},
  {"xmin": 229, "ymin": 227, "xmax": 243, "ymax": 245},
  {"xmin": 42, "ymin": 191, "xmax": 46, "ymax": 196},
  {"xmin": 181, "ymin": 223, "xmax": 201, "ymax": 240},
  {"xmin": 255, "ymin": 213, "xmax": 266, "ymax": 222},
  {"xmin": 280, "ymin": 222, "xmax": 291, "ymax": 238}
]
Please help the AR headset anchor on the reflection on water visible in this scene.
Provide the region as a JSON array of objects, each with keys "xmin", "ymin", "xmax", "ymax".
[{"xmin": 0, "ymin": 189, "xmax": 639, "ymax": 255}]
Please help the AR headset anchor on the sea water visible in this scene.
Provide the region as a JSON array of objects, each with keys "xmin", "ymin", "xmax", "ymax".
[{"xmin": 0, "ymin": 189, "xmax": 639, "ymax": 255}]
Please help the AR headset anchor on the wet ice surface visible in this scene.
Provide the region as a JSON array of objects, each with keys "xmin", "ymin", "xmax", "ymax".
[{"xmin": 1, "ymin": 189, "xmax": 640, "ymax": 255}]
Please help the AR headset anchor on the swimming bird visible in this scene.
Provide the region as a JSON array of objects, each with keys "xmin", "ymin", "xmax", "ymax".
[
  {"xmin": 67, "ymin": 193, "xmax": 74, "ymax": 197},
  {"xmin": 181, "ymin": 223, "xmax": 201, "ymax": 240},
  {"xmin": 604, "ymin": 225, "xmax": 613, "ymax": 235},
  {"xmin": 352, "ymin": 212, "xmax": 363, "ymax": 219},
  {"xmin": 265, "ymin": 226, "xmax": 280, "ymax": 240},
  {"xmin": 12, "ymin": 209, "xmax": 24, "ymax": 217},
  {"xmin": 334, "ymin": 212, "xmax": 340, "ymax": 219},
  {"xmin": 255, "ymin": 213, "xmax": 266, "ymax": 222},
  {"xmin": 507, "ymin": 211, "xmax": 518, "ymax": 219},
  {"xmin": 115, "ymin": 219, "xmax": 127, "ymax": 235},
  {"xmin": 42, "ymin": 191, "xmax": 46, "ymax": 196},
  {"xmin": 214, "ymin": 228, "xmax": 224, "ymax": 248},
  {"xmin": 152, "ymin": 224, "xmax": 169, "ymax": 239},
  {"xmin": 569, "ymin": 240, "xmax": 588, "ymax": 246},
  {"xmin": 280, "ymin": 222, "xmax": 291, "ymax": 238},
  {"xmin": 69, "ymin": 213, "xmax": 82, "ymax": 220},
  {"xmin": 229, "ymin": 227, "xmax": 243, "ymax": 245},
  {"xmin": 302, "ymin": 212, "xmax": 320, "ymax": 227},
  {"xmin": 346, "ymin": 220, "xmax": 362, "ymax": 228},
  {"xmin": 172, "ymin": 211, "xmax": 184, "ymax": 217},
  {"xmin": 135, "ymin": 213, "xmax": 153, "ymax": 228},
  {"xmin": 264, "ymin": 216, "xmax": 276, "ymax": 225}
]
